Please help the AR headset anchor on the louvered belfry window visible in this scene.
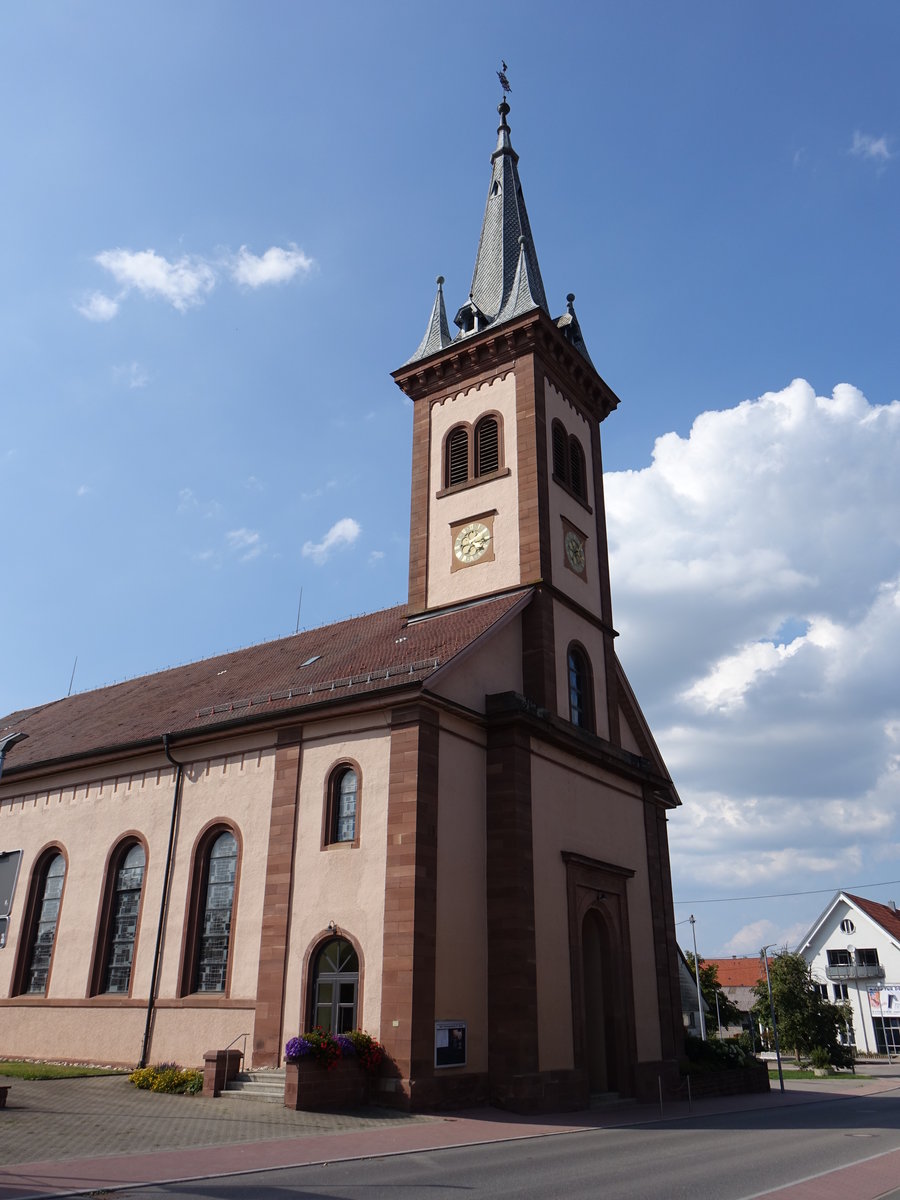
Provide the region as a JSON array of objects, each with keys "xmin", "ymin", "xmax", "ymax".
[
  {"xmin": 552, "ymin": 419, "xmax": 588, "ymax": 504},
  {"xmin": 475, "ymin": 416, "xmax": 499, "ymax": 476},
  {"xmin": 552, "ymin": 421, "xmax": 568, "ymax": 480},
  {"xmin": 446, "ymin": 426, "xmax": 469, "ymax": 486},
  {"xmin": 569, "ymin": 437, "xmax": 586, "ymax": 501}
]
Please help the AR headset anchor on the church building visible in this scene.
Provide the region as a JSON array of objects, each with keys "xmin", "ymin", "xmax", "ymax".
[{"xmin": 0, "ymin": 98, "xmax": 684, "ymax": 1111}]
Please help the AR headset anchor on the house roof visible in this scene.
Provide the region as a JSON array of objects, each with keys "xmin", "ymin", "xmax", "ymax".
[
  {"xmin": 845, "ymin": 893, "xmax": 900, "ymax": 942},
  {"xmin": 795, "ymin": 890, "xmax": 900, "ymax": 956},
  {"xmin": 0, "ymin": 590, "xmax": 530, "ymax": 776},
  {"xmin": 704, "ymin": 957, "xmax": 768, "ymax": 988}
]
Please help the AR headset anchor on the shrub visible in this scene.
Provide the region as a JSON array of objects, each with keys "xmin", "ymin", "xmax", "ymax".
[
  {"xmin": 129, "ymin": 1064, "xmax": 203, "ymax": 1094},
  {"xmin": 683, "ymin": 1034, "xmax": 756, "ymax": 1073},
  {"xmin": 809, "ymin": 1046, "xmax": 832, "ymax": 1070}
]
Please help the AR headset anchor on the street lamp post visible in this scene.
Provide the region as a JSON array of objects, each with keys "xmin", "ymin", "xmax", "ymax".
[{"xmin": 761, "ymin": 945, "xmax": 785, "ymax": 1094}]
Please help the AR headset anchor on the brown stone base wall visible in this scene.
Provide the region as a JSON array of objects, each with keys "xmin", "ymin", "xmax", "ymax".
[
  {"xmin": 633, "ymin": 1058, "xmax": 681, "ymax": 1102},
  {"xmin": 678, "ymin": 1062, "xmax": 770, "ymax": 1100},
  {"xmin": 490, "ymin": 1068, "xmax": 588, "ymax": 1114},
  {"xmin": 202, "ymin": 1048, "xmax": 244, "ymax": 1098},
  {"xmin": 284, "ymin": 1059, "xmax": 368, "ymax": 1111}
]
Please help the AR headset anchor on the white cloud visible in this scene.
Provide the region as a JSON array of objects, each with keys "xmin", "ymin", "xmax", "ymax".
[
  {"xmin": 850, "ymin": 130, "xmax": 892, "ymax": 162},
  {"xmin": 231, "ymin": 244, "xmax": 314, "ymax": 287},
  {"xmin": 302, "ymin": 517, "xmax": 361, "ymax": 564},
  {"xmin": 79, "ymin": 241, "xmax": 314, "ymax": 319},
  {"xmin": 607, "ymin": 380, "xmax": 900, "ymax": 950},
  {"xmin": 95, "ymin": 248, "xmax": 215, "ymax": 311},
  {"xmin": 112, "ymin": 361, "xmax": 149, "ymax": 389},
  {"xmin": 76, "ymin": 484, "xmax": 92, "ymax": 497},
  {"xmin": 178, "ymin": 488, "xmax": 223, "ymax": 519},
  {"xmin": 76, "ymin": 291, "xmax": 119, "ymax": 321},
  {"xmin": 225, "ymin": 527, "xmax": 264, "ymax": 561},
  {"xmin": 368, "ymin": 549, "xmax": 385, "ymax": 565}
]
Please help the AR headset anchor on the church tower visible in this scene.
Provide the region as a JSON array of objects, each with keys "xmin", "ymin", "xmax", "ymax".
[{"xmin": 393, "ymin": 98, "xmax": 625, "ymax": 746}]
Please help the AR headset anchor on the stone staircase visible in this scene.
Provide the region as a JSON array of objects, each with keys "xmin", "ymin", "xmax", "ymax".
[{"xmin": 222, "ymin": 1068, "xmax": 286, "ymax": 1105}]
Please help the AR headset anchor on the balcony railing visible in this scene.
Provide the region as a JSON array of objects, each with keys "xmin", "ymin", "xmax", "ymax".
[{"xmin": 825, "ymin": 963, "xmax": 885, "ymax": 981}]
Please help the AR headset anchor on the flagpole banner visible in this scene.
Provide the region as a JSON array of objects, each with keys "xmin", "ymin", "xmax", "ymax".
[{"xmin": 867, "ymin": 985, "xmax": 900, "ymax": 1014}]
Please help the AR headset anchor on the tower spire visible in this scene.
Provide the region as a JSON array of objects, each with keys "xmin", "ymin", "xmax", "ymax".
[
  {"xmin": 404, "ymin": 96, "xmax": 549, "ymax": 364},
  {"xmin": 455, "ymin": 98, "xmax": 548, "ymax": 334}
]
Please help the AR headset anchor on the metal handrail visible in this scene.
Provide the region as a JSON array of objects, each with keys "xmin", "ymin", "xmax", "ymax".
[{"xmin": 222, "ymin": 1032, "xmax": 249, "ymax": 1060}]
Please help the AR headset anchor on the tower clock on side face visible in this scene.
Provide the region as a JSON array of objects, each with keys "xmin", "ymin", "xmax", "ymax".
[
  {"xmin": 454, "ymin": 521, "xmax": 492, "ymax": 564},
  {"xmin": 565, "ymin": 530, "xmax": 585, "ymax": 573}
]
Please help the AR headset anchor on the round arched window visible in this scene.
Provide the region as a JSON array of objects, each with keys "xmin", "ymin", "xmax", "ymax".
[{"xmin": 311, "ymin": 937, "xmax": 359, "ymax": 1033}]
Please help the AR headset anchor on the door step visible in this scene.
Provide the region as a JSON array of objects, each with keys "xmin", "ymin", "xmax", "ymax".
[{"xmin": 222, "ymin": 1069, "xmax": 286, "ymax": 1105}]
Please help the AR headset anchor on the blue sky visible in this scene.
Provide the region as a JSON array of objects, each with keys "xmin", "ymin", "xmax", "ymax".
[{"xmin": 2, "ymin": 2, "xmax": 899, "ymax": 957}]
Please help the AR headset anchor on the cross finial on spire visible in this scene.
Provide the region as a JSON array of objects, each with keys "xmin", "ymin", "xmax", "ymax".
[{"xmin": 497, "ymin": 60, "xmax": 511, "ymax": 95}]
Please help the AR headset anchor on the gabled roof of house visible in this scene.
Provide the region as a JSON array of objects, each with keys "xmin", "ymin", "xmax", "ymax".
[
  {"xmin": 0, "ymin": 590, "xmax": 531, "ymax": 776},
  {"xmin": 845, "ymin": 893, "xmax": 900, "ymax": 942},
  {"xmin": 796, "ymin": 890, "xmax": 900, "ymax": 956},
  {"xmin": 704, "ymin": 957, "xmax": 767, "ymax": 989}
]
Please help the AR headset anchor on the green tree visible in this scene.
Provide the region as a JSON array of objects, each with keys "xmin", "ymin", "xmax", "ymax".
[
  {"xmin": 752, "ymin": 950, "xmax": 852, "ymax": 1065},
  {"xmin": 684, "ymin": 953, "xmax": 744, "ymax": 1032}
]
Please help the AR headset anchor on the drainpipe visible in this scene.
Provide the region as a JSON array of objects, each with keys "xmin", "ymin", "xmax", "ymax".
[{"xmin": 139, "ymin": 733, "xmax": 184, "ymax": 1068}]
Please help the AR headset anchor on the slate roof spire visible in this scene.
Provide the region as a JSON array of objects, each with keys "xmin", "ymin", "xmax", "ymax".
[
  {"xmin": 405, "ymin": 98, "xmax": 551, "ymax": 364},
  {"xmin": 454, "ymin": 99, "xmax": 548, "ymax": 334}
]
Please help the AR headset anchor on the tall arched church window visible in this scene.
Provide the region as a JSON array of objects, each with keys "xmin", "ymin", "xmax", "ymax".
[
  {"xmin": 99, "ymin": 841, "xmax": 146, "ymax": 994},
  {"xmin": 311, "ymin": 937, "xmax": 359, "ymax": 1033},
  {"xmin": 475, "ymin": 415, "xmax": 500, "ymax": 475},
  {"xmin": 446, "ymin": 426, "xmax": 469, "ymax": 487},
  {"xmin": 326, "ymin": 765, "xmax": 359, "ymax": 845},
  {"xmin": 182, "ymin": 827, "xmax": 238, "ymax": 995},
  {"xmin": 17, "ymin": 851, "xmax": 66, "ymax": 995},
  {"xmin": 567, "ymin": 645, "xmax": 594, "ymax": 732}
]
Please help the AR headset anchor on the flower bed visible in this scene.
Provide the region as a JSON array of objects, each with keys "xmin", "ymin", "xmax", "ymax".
[{"xmin": 283, "ymin": 1029, "xmax": 385, "ymax": 1112}]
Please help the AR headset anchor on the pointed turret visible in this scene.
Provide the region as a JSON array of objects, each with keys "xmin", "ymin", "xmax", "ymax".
[{"xmin": 406, "ymin": 276, "xmax": 452, "ymax": 364}]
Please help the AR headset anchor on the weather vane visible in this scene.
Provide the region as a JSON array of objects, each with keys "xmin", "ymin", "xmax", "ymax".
[{"xmin": 497, "ymin": 60, "xmax": 511, "ymax": 95}]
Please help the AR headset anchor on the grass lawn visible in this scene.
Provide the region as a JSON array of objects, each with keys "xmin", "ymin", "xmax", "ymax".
[
  {"xmin": 0, "ymin": 1061, "xmax": 128, "ymax": 1080},
  {"xmin": 768, "ymin": 1068, "xmax": 868, "ymax": 1080}
]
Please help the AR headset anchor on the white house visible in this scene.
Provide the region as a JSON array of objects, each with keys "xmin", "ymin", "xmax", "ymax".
[{"xmin": 797, "ymin": 892, "xmax": 900, "ymax": 1057}]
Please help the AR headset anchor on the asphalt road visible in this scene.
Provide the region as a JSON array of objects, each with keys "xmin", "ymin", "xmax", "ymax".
[{"xmin": 117, "ymin": 1087, "xmax": 900, "ymax": 1200}]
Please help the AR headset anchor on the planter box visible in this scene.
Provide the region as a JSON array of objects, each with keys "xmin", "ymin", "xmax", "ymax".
[{"xmin": 284, "ymin": 1057, "xmax": 368, "ymax": 1111}]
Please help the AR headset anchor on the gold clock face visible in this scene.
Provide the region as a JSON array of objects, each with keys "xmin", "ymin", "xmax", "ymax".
[
  {"xmin": 454, "ymin": 521, "xmax": 492, "ymax": 564},
  {"xmin": 565, "ymin": 530, "xmax": 585, "ymax": 573}
]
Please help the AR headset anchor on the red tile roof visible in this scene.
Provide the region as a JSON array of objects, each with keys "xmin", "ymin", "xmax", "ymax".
[
  {"xmin": 847, "ymin": 893, "xmax": 900, "ymax": 942},
  {"xmin": 0, "ymin": 592, "xmax": 530, "ymax": 775},
  {"xmin": 704, "ymin": 957, "xmax": 768, "ymax": 988}
]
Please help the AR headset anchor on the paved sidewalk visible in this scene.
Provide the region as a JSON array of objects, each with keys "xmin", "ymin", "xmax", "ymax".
[{"xmin": 0, "ymin": 1069, "xmax": 898, "ymax": 1200}]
